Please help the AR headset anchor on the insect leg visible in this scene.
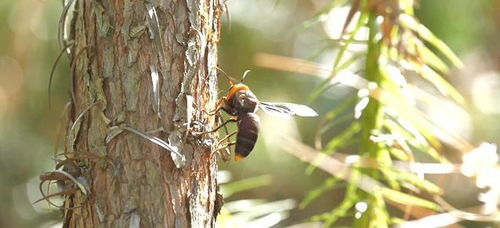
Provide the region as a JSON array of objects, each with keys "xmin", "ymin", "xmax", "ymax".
[
  {"xmin": 211, "ymin": 116, "xmax": 237, "ymax": 133},
  {"xmin": 204, "ymin": 97, "xmax": 227, "ymax": 116},
  {"xmin": 217, "ymin": 112, "xmax": 231, "ymax": 140},
  {"xmin": 213, "ymin": 113, "xmax": 235, "ymax": 162},
  {"xmin": 212, "ymin": 141, "xmax": 236, "ymax": 162},
  {"xmin": 214, "ymin": 142, "xmax": 236, "ymax": 154},
  {"xmin": 215, "ymin": 130, "xmax": 237, "ymax": 148},
  {"xmin": 192, "ymin": 116, "xmax": 237, "ymax": 136}
]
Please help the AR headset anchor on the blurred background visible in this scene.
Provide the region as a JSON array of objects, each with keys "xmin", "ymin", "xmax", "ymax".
[{"xmin": 0, "ymin": 0, "xmax": 499, "ymax": 227}]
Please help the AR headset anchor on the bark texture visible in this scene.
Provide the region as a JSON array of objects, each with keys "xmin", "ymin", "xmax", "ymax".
[{"xmin": 59, "ymin": 0, "xmax": 223, "ymax": 227}]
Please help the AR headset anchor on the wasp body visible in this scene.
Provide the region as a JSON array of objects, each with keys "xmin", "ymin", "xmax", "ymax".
[
  {"xmin": 234, "ymin": 112, "xmax": 260, "ymax": 159},
  {"xmin": 208, "ymin": 70, "xmax": 318, "ymax": 161}
]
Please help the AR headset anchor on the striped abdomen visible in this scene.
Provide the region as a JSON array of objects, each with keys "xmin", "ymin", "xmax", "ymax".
[{"xmin": 235, "ymin": 113, "xmax": 260, "ymax": 160}]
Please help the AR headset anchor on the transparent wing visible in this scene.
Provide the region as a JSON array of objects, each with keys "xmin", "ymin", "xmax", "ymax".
[{"xmin": 259, "ymin": 102, "xmax": 318, "ymax": 118}]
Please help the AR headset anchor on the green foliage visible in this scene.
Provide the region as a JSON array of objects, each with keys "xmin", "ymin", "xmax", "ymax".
[
  {"xmin": 301, "ymin": 0, "xmax": 467, "ymax": 226},
  {"xmin": 299, "ymin": 177, "xmax": 343, "ymax": 209},
  {"xmin": 310, "ymin": 183, "xmax": 358, "ymax": 226}
]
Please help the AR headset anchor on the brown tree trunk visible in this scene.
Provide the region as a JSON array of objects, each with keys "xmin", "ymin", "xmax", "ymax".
[{"xmin": 59, "ymin": 0, "xmax": 223, "ymax": 227}]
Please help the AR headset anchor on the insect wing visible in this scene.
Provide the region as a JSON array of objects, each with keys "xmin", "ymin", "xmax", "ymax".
[{"xmin": 259, "ymin": 102, "xmax": 318, "ymax": 118}]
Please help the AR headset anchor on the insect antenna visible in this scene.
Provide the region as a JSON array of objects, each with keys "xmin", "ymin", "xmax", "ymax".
[
  {"xmin": 240, "ymin": 70, "xmax": 251, "ymax": 83},
  {"xmin": 215, "ymin": 66, "xmax": 238, "ymax": 85}
]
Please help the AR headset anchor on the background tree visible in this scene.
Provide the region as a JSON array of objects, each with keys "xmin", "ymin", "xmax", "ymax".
[{"xmin": 40, "ymin": 0, "xmax": 224, "ymax": 227}]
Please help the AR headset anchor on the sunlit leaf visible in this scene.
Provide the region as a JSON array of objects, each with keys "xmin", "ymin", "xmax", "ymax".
[
  {"xmin": 390, "ymin": 217, "xmax": 406, "ymax": 225},
  {"xmin": 311, "ymin": 184, "xmax": 358, "ymax": 226},
  {"xmin": 308, "ymin": 123, "xmax": 360, "ymax": 174},
  {"xmin": 388, "ymin": 147, "xmax": 410, "ymax": 161},
  {"xmin": 379, "ymin": 65, "xmax": 412, "ymax": 98},
  {"xmin": 417, "ymin": 44, "xmax": 450, "ymax": 74},
  {"xmin": 384, "ymin": 115, "xmax": 422, "ymax": 145},
  {"xmin": 309, "ymin": 11, "xmax": 369, "ymax": 102},
  {"xmin": 384, "ymin": 118, "xmax": 447, "ymax": 162},
  {"xmin": 323, "ymin": 96, "xmax": 357, "ymax": 122},
  {"xmin": 378, "ymin": 92, "xmax": 443, "ymax": 150},
  {"xmin": 300, "ymin": 177, "xmax": 343, "ymax": 209},
  {"xmin": 394, "ymin": 171, "xmax": 442, "ymax": 194},
  {"xmin": 399, "ymin": 14, "xmax": 463, "ymax": 68},
  {"xmin": 355, "ymin": 194, "xmax": 390, "ymax": 228},
  {"xmin": 297, "ymin": 0, "xmax": 348, "ymax": 32},
  {"xmin": 323, "ymin": 122, "xmax": 361, "ymax": 154},
  {"xmin": 318, "ymin": 112, "xmax": 355, "ymax": 136},
  {"xmin": 420, "ymin": 65, "xmax": 465, "ymax": 104},
  {"xmin": 381, "ymin": 188, "xmax": 441, "ymax": 211},
  {"xmin": 380, "ymin": 160, "xmax": 400, "ymax": 190}
]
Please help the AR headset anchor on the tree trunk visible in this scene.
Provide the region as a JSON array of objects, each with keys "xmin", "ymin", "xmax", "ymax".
[{"xmin": 59, "ymin": 0, "xmax": 223, "ymax": 227}]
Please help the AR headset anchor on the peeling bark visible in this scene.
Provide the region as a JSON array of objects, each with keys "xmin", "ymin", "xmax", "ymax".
[{"xmin": 60, "ymin": 0, "xmax": 223, "ymax": 227}]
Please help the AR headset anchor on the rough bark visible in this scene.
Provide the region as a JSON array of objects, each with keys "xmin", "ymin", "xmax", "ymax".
[{"xmin": 59, "ymin": 0, "xmax": 223, "ymax": 227}]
